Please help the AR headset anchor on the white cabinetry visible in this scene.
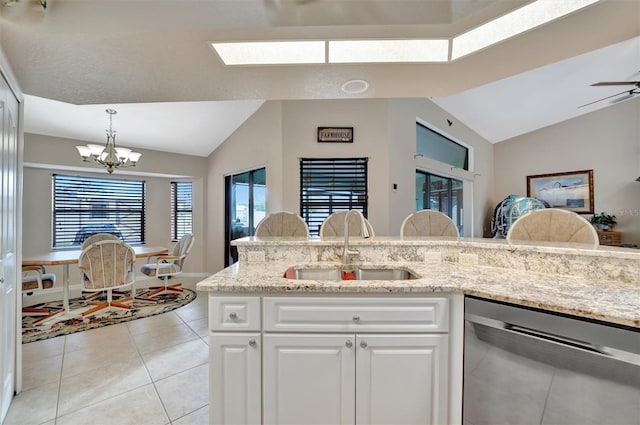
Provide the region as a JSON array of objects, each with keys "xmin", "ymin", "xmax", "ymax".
[
  {"xmin": 210, "ymin": 333, "xmax": 261, "ymax": 425},
  {"xmin": 263, "ymin": 333, "xmax": 448, "ymax": 425},
  {"xmin": 263, "ymin": 334, "xmax": 355, "ymax": 424},
  {"xmin": 210, "ymin": 297, "xmax": 262, "ymax": 425},
  {"xmin": 209, "ymin": 295, "xmax": 455, "ymax": 425}
]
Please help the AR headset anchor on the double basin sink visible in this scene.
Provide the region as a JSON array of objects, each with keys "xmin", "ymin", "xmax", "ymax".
[{"xmin": 285, "ymin": 265, "xmax": 419, "ymax": 281}]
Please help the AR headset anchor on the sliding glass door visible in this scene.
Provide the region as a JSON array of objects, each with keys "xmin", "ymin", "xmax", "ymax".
[
  {"xmin": 224, "ymin": 168, "xmax": 266, "ymax": 266},
  {"xmin": 416, "ymin": 171, "xmax": 463, "ymax": 234}
]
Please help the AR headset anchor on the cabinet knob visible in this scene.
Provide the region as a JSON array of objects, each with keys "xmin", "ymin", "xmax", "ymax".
[
  {"xmin": 229, "ymin": 312, "xmax": 238, "ymax": 320},
  {"xmin": 248, "ymin": 339, "xmax": 257, "ymax": 347},
  {"xmin": 345, "ymin": 340, "xmax": 353, "ymax": 348},
  {"xmin": 360, "ymin": 341, "xmax": 368, "ymax": 349},
  {"xmin": 352, "ymin": 315, "xmax": 360, "ymax": 323}
]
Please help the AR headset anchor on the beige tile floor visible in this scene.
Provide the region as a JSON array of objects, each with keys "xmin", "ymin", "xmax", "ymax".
[{"xmin": 5, "ymin": 278, "xmax": 209, "ymax": 425}]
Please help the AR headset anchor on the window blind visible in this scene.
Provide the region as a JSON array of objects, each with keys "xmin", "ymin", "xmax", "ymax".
[
  {"xmin": 171, "ymin": 181, "xmax": 193, "ymax": 241},
  {"xmin": 53, "ymin": 174, "xmax": 146, "ymax": 248},
  {"xmin": 299, "ymin": 158, "xmax": 368, "ymax": 236}
]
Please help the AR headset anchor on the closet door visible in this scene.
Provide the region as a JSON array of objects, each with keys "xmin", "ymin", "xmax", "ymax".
[{"xmin": 0, "ymin": 71, "xmax": 19, "ymax": 423}]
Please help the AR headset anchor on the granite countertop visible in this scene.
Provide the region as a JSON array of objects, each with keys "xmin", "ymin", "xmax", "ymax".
[{"xmin": 197, "ymin": 259, "xmax": 640, "ymax": 329}]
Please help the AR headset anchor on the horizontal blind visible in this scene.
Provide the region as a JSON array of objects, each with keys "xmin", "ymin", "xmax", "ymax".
[
  {"xmin": 171, "ymin": 181, "xmax": 193, "ymax": 241},
  {"xmin": 53, "ymin": 174, "xmax": 146, "ymax": 248},
  {"xmin": 300, "ymin": 158, "xmax": 368, "ymax": 236}
]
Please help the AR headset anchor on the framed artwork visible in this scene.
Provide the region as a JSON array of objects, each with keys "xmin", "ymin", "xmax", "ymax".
[{"xmin": 526, "ymin": 169, "xmax": 594, "ymax": 214}]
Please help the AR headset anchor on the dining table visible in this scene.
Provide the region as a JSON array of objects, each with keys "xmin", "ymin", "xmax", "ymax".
[{"xmin": 22, "ymin": 245, "xmax": 168, "ymax": 314}]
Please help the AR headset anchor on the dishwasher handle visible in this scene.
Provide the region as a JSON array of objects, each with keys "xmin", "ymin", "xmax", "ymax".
[{"xmin": 466, "ymin": 313, "xmax": 640, "ymax": 366}]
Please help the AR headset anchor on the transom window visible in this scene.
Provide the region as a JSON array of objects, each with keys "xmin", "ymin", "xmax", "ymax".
[
  {"xmin": 171, "ymin": 181, "xmax": 193, "ymax": 241},
  {"xmin": 416, "ymin": 122, "xmax": 469, "ymax": 170},
  {"xmin": 300, "ymin": 158, "xmax": 368, "ymax": 236},
  {"xmin": 53, "ymin": 174, "xmax": 146, "ymax": 248}
]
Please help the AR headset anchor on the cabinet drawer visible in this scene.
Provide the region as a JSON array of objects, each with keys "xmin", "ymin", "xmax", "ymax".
[
  {"xmin": 263, "ymin": 297, "xmax": 448, "ymax": 333},
  {"xmin": 209, "ymin": 296, "xmax": 261, "ymax": 331}
]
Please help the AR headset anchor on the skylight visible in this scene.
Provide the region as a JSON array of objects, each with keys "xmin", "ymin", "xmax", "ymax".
[
  {"xmin": 211, "ymin": 41, "xmax": 325, "ymax": 65},
  {"xmin": 328, "ymin": 40, "xmax": 449, "ymax": 63},
  {"xmin": 211, "ymin": 0, "xmax": 602, "ymax": 65},
  {"xmin": 451, "ymin": 0, "xmax": 600, "ymax": 60}
]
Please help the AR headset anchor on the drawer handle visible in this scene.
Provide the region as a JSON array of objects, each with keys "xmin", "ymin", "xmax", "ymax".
[
  {"xmin": 345, "ymin": 340, "xmax": 353, "ymax": 348},
  {"xmin": 229, "ymin": 312, "xmax": 238, "ymax": 320},
  {"xmin": 360, "ymin": 341, "xmax": 368, "ymax": 349},
  {"xmin": 248, "ymin": 339, "xmax": 257, "ymax": 348},
  {"xmin": 352, "ymin": 315, "xmax": 360, "ymax": 323}
]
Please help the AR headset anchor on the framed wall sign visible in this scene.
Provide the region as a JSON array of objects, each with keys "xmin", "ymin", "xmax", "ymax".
[
  {"xmin": 526, "ymin": 169, "xmax": 594, "ymax": 214},
  {"xmin": 317, "ymin": 127, "xmax": 353, "ymax": 143}
]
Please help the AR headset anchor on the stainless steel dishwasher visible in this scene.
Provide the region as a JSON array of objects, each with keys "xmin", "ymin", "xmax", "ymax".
[{"xmin": 464, "ymin": 296, "xmax": 640, "ymax": 425}]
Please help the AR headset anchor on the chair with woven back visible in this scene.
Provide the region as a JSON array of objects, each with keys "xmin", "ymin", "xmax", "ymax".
[
  {"xmin": 21, "ymin": 266, "xmax": 64, "ymax": 324},
  {"xmin": 80, "ymin": 233, "xmax": 131, "ymax": 301},
  {"xmin": 506, "ymin": 208, "xmax": 599, "ymax": 247},
  {"xmin": 400, "ymin": 210, "xmax": 460, "ymax": 239},
  {"xmin": 255, "ymin": 212, "xmax": 309, "ymax": 237},
  {"xmin": 77, "ymin": 239, "xmax": 137, "ymax": 317},
  {"xmin": 319, "ymin": 210, "xmax": 375, "ymax": 239},
  {"xmin": 140, "ymin": 233, "xmax": 194, "ymax": 298}
]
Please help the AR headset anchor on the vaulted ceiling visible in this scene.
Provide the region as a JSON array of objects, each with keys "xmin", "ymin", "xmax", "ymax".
[{"xmin": 1, "ymin": 0, "xmax": 638, "ymax": 155}]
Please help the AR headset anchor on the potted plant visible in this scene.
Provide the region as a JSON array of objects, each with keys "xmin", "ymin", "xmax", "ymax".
[{"xmin": 589, "ymin": 212, "xmax": 617, "ymax": 231}]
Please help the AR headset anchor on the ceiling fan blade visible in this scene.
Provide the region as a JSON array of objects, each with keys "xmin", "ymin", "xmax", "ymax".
[
  {"xmin": 577, "ymin": 89, "xmax": 633, "ymax": 108},
  {"xmin": 591, "ymin": 81, "xmax": 640, "ymax": 86}
]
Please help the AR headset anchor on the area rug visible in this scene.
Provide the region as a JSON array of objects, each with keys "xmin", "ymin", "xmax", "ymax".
[{"xmin": 22, "ymin": 288, "xmax": 196, "ymax": 344}]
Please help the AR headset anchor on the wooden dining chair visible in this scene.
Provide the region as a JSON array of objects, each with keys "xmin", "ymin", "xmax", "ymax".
[{"xmin": 78, "ymin": 240, "xmax": 137, "ymax": 317}]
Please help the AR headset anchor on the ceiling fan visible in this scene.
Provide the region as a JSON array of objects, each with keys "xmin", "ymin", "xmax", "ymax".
[{"xmin": 579, "ymin": 81, "xmax": 640, "ymax": 108}]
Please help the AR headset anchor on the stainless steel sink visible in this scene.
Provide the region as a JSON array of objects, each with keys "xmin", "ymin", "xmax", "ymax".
[
  {"xmin": 292, "ymin": 267, "xmax": 342, "ymax": 281},
  {"xmin": 355, "ymin": 267, "xmax": 418, "ymax": 280},
  {"xmin": 286, "ymin": 266, "xmax": 418, "ymax": 281}
]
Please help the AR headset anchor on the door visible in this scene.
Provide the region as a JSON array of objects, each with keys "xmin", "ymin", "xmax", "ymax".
[
  {"xmin": 263, "ymin": 334, "xmax": 356, "ymax": 425},
  {"xmin": 210, "ymin": 333, "xmax": 262, "ymax": 425},
  {"xmin": 355, "ymin": 334, "xmax": 449, "ymax": 425},
  {"xmin": 0, "ymin": 72, "xmax": 19, "ymax": 423},
  {"xmin": 224, "ymin": 167, "xmax": 266, "ymax": 266}
]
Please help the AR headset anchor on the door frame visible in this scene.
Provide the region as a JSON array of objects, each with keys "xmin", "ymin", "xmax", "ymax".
[{"xmin": 0, "ymin": 46, "xmax": 25, "ymax": 421}]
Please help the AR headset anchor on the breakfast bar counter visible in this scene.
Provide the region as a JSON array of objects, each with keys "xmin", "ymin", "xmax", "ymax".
[{"xmin": 197, "ymin": 237, "xmax": 640, "ymax": 328}]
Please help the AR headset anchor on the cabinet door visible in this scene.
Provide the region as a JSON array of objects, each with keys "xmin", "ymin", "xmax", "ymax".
[
  {"xmin": 263, "ymin": 334, "xmax": 356, "ymax": 425},
  {"xmin": 355, "ymin": 334, "xmax": 449, "ymax": 425},
  {"xmin": 210, "ymin": 333, "xmax": 261, "ymax": 425}
]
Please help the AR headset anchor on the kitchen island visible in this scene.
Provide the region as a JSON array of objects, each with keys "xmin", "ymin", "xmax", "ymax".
[{"xmin": 197, "ymin": 237, "xmax": 640, "ymax": 425}]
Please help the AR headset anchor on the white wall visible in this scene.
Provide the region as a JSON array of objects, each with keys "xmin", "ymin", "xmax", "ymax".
[
  {"xmin": 281, "ymin": 99, "xmax": 391, "ymax": 235},
  {"xmin": 205, "ymin": 98, "xmax": 495, "ymax": 273},
  {"xmin": 22, "ymin": 133, "xmax": 208, "ymax": 282},
  {"xmin": 388, "ymin": 99, "xmax": 494, "ymax": 237},
  {"xmin": 206, "ymin": 101, "xmax": 284, "ymax": 272},
  {"xmin": 494, "ymin": 98, "xmax": 640, "ymax": 245}
]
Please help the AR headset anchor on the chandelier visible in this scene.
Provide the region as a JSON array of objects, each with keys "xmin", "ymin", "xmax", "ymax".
[{"xmin": 76, "ymin": 109, "xmax": 142, "ymax": 174}]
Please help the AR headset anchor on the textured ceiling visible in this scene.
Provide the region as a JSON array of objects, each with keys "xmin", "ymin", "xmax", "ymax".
[{"xmin": 1, "ymin": 0, "xmax": 639, "ymax": 155}]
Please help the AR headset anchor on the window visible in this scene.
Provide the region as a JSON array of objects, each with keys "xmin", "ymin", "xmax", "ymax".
[
  {"xmin": 171, "ymin": 181, "xmax": 193, "ymax": 241},
  {"xmin": 300, "ymin": 158, "xmax": 368, "ymax": 236},
  {"xmin": 53, "ymin": 174, "xmax": 146, "ymax": 248},
  {"xmin": 416, "ymin": 171, "xmax": 463, "ymax": 234},
  {"xmin": 416, "ymin": 122, "xmax": 469, "ymax": 170}
]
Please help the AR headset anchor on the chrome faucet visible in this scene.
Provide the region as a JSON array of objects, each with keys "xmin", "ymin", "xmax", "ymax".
[{"xmin": 342, "ymin": 210, "xmax": 371, "ymax": 264}]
